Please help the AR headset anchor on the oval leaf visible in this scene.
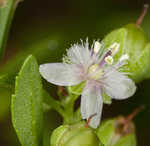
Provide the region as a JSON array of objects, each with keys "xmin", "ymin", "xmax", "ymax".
[{"xmin": 11, "ymin": 55, "xmax": 43, "ymax": 146}]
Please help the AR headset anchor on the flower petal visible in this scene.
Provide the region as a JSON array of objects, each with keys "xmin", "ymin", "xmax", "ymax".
[
  {"xmin": 103, "ymin": 69, "xmax": 136, "ymax": 100},
  {"xmin": 39, "ymin": 63, "xmax": 83, "ymax": 86},
  {"xmin": 81, "ymin": 81, "xmax": 103, "ymax": 128},
  {"xmin": 67, "ymin": 40, "xmax": 91, "ymax": 68}
]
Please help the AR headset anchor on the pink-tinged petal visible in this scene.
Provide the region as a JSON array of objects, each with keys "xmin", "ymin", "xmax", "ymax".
[
  {"xmin": 39, "ymin": 63, "xmax": 84, "ymax": 86},
  {"xmin": 81, "ymin": 81, "xmax": 103, "ymax": 128},
  {"xmin": 67, "ymin": 40, "xmax": 91, "ymax": 68},
  {"xmin": 103, "ymin": 69, "xmax": 136, "ymax": 100}
]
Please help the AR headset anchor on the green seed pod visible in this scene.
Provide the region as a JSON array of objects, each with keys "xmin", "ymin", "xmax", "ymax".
[
  {"xmin": 96, "ymin": 116, "xmax": 136, "ymax": 146},
  {"xmin": 50, "ymin": 121, "xmax": 103, "ymax": 146},
  {"xmin": 102, "ymin": 23, "xmax": 150, "ymax": 83},
  {"xmin": 103, "ymin": 5, "xmax": 150, "ymax": 83}
]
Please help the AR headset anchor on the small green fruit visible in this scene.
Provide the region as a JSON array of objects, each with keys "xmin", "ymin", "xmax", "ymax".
[
  {"xmin": 102, "ymin": 23, "xmax": 150, "ymax": 83},
  {"xmin": 50, "ymin": 121, "xmax": 103, "ymax": 146},
  {"xmin": 96, "ymin": 116, "xmax": 136, "ymax": 146}
]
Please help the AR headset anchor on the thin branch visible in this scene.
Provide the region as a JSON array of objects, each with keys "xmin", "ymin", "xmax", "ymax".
[{"xmin": 136, "ymin": 4, "xmax": 149, "ymax": 27}]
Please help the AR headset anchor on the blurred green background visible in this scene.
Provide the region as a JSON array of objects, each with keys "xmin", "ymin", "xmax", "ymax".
[{"xmin": 0, "ymin": 0, "xmax": 150, "ymax": 145}]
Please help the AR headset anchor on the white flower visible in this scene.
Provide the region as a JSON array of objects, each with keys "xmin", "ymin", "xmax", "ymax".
[{"xmin": 39, "ymin": 39, "xmax": 136, "ymax": 128}]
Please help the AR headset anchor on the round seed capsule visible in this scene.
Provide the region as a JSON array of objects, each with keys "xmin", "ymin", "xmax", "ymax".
[{"xmin": 50, "ymin": 121, "xmax": 103, "ymax": 146}]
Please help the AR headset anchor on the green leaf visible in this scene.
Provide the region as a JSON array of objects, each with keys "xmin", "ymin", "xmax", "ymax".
[
  {"xmin": 103, "ymin": 23, "xmax": 150, "ymax": 83},
  {"xmin": 11, "ymin": 55, "xmax": 43, "ymax": 146},
  {"xmin": 0, "ymin": 0, "xmax": 22, "ymax": 59}
]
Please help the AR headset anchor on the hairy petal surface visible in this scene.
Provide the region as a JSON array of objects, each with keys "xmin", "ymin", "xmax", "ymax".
[
  {"xmin": 81, "ymin": 81, "xmax": 103, "ymax": 128},
  {"xmin": 39, "ymin": 63, "xmax": 83, "ymax": 86},
  {"xmin": 103, "ymin": 69, "xmax": 136, "ymax": 100},
  {"xmin": 67, "ymin": 42, "xmax": 91, "ymax": 68}
]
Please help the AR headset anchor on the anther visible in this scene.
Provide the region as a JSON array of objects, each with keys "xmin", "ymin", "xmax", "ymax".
[
  {"xmin": 105, "ymin": 56, "xmax": 114, "ymax": 65},
  {"xmin": 110, "ymin": 42, "xmax": 120, "ymax": 56},
  {"xmin": 94, "ymin": 41, "xmax": 102, "ymax": 53},
  {"xmin": 119, "ymin": 54, "xmax": 129, "ymax": 62}
]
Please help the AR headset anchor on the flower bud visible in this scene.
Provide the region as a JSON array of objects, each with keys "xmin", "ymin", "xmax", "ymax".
[
  {"xmin": 96, "ymin": 116, "xmax": 136, "ymax": 146},
  {"xmin": 50, "ymin": 122, "xmax": 103, "ymax": 146}
]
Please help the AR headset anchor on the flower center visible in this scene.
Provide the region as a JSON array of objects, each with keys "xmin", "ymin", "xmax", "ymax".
[{"xmin": 88, "ymin": 64, "xmax": 103, "ymax": 80}]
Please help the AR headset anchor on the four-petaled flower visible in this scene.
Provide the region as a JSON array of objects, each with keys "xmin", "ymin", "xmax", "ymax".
[{"xmin": 39, "ymin": 39, "xmax": 136, "ymax": 128}]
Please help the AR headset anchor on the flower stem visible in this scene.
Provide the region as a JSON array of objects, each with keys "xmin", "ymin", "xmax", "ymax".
[
  {"xmin": 63, "ymin": 93, "xmax": 81, "ymax": 124},
  {"xmin": 136, "ymin": 4, "xmax": 149, "ymax": 27}
]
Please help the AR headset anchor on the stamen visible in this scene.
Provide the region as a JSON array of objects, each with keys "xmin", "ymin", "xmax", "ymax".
[
  {"xmin": 119, "ymin": 54, "xmax": 129, "ymax": 62},
  {"xmin": 105, "ymin": 56, "xmax": 114, "ymax": 65},
  {"xmin": 99, "ymin": 50, "xmax": 112, "ymax": 67},
  {"xmin": 99, "ymin": 42, "xmax": 120, "ymax": 67},
  {"xmin": 85, "ymin": 113, "xmax": 97, "ymax": 128},
  {"xmin": 62, "ymin": 55, "xmax": 71, "ymax": 64},
  {"xmin": 110, "ymin": 42, "xmax": 120, "ymax": 56},
  {"xmin": 94, "ymin": 41, "xmax": 102, "ymax": 53}
]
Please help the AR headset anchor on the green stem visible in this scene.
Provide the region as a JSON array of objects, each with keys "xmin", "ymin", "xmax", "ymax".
[
  {"xmin": 63, "ymin": 94, "xmax": 81, "ymax": 124},
  {"xmin": 43, "ymin": 90, "xmax": 65, "ymax": 117},
  {"xmin": 44, "ymin": 89, "xmax": 81, "ymax": 124}
]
